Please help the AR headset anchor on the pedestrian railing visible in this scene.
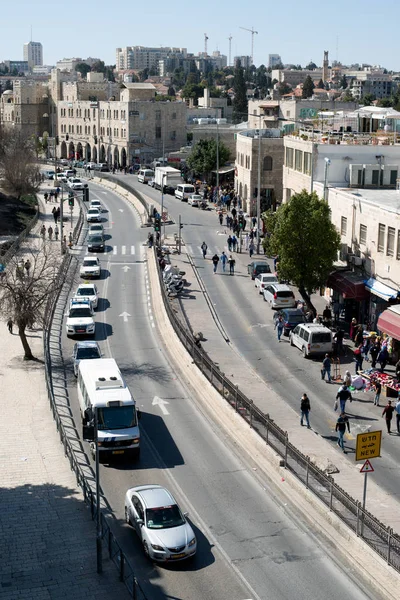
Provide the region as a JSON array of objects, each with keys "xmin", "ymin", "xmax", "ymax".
[
  {"xmin": 42, "ymin": 201, "xmax": 148, "ymax": 599},
  {"xmin": 154, "ymin": 249, "xmax": 400, "ymax": 573}
]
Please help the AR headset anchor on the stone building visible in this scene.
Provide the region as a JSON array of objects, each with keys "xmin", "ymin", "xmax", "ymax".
[
  {"xmin": 57, "ymin": 81, "xmax": 187, "ymax": 166},
  {"xmin": 235, "ymin": 129, "xmax": 284, "ymax": 214},
  {"xmin": 0, "ymin": 79, "xmax": 49, "ymax": 138}
]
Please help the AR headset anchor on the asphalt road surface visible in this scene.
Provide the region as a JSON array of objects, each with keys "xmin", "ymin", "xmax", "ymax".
[{"xmin": 60, "ymin": 180, "xmax": 379, "ymax": 600}]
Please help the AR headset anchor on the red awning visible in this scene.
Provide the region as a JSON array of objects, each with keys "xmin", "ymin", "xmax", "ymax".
[
  {"xmin": 378, "ymin": 309, "xmax": 400, "ymax": 340},
  {"xmin": 326, "ymin": 271, "xmax": 369, "ymax": 300}
]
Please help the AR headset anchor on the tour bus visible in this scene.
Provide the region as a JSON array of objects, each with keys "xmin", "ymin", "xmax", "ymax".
[{"xmin": 77, "ymin": 358, "xmax": 141, "ymax": 461}]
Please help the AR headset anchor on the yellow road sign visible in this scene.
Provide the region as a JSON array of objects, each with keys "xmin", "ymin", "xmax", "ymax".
[{"xmin": 356, "ymin": 430, "xmax": 382, "ymax": 462}]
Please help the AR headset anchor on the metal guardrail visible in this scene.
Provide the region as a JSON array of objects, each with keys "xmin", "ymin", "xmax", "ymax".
[
  {"xmin": 41, "ymin": 202, "xmax": 147, "ymax": 599},
  {"xmin": 155, "ymin": 250, "xmax": 400, "ymax": 573}
]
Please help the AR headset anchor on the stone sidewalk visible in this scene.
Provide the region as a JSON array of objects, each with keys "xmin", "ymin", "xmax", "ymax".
[
  {"xmin": 0, "ymin": 187, "xmax": 130, "ymax": 599},
  {"xmin": 166, "ymin": 246, "xmax": 400, "ymax": 535}
]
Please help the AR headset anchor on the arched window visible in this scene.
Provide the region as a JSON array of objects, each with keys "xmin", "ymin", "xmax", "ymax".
[{"xmin": 263, "ymin": 156, "xmax": 273, "ymax": 171}]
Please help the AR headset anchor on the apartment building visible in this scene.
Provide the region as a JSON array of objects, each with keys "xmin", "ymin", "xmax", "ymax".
[
  {"xmin": 57, "ymin": 82, "xmax": 187, "ymax": 166},
  {"xmin": 116, "ymin": 46, "xmax": 187, "ymax": 72},
  {"xmin": 56, "ymin": 57, "xmax": 101, "ymax": 72},
  {"xmin": 23, "ymin": 41, "xmax": 43, "ymax": 69},
  {"xmin": 268, "ymin": 54, "xmax": 282, "ymax": 69}
]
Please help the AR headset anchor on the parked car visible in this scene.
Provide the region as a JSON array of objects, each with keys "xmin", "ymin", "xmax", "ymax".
[
  {"xmin": 72, "ymin": 341, "xmax": 101, "ymax": 377},
  {"xmin": 290, "ymin": 323, "xmax": 333, "ymax": 358},
  {"xmin": 124, "ymin": 484, "xmax": 197, "ymax": 562},
  {"xmin": 248, "ymin": 261, "xmax": 271, "ymax": 280},
  {"xmin": 263, "ymin": 283, "xmax": 296, "ymax": 309},
  {"xmin": 273, "ymin": 308, "xmax": 306, "ymax": 337},
  {"xmin": 254, "ymin": 273, "xmax": 278, "ymax": 293},
  {"xmin": 87, "ymin": 233, "xmax": 105, "ymax": 252},
  {"xmin": 94, "ymin": 163, "xmax": 110, "ymax": 172},
  {"xmin": 188, "ymin": 194, "xmax": 202, "ymax": 207}
]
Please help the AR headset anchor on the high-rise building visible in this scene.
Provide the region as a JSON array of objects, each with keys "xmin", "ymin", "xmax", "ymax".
[
  {"xmin": 116, "ymin": 46, "xmax": 187, "ymax": 72},
  {"xmin": 23, "ymin": 41, "xmax": 43, "ymax": 69},
  {"xmin": 268, "ymin": 54, "xmax": 282, "ymax": 68}
]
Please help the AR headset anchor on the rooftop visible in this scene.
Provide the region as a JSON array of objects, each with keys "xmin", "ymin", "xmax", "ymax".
[{"xmin": 337, "ymin": 187, "xmax": 400, "ymax": 214}]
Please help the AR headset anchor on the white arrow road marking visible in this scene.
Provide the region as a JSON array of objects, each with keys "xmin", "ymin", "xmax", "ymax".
[
  {"xmin": 119, "ymin": 311, "xmax": 131, "ymax": 322},
  {"xmin": 122, "ymin": 265, "xmax": 131, "ymax": 273},
  {"xmin": 152, "ymin": 396, "xmax": 170, "ymax": 415},
  {"xmin": 101, "ymin": 191, "xmax": 108, "ymax": 194},
  {"xmin": 118, "ymin": 208, "xmax": 124, "ymax": 212}
]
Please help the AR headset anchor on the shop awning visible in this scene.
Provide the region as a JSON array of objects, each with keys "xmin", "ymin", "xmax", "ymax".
[
  {"xmin": 378, "ymin": 306, "xmax": 400, "ymax": 339},
  {"xmin": 326, "ymin": 271, "xmax": 369, "ymax": 300},
  {"xmin": 364, "ymin": 278, "xmax": 398, "ymax": 301},
  {"xmin": 211, "ymin": 166, "xmax": 235, "ymax": 175}
]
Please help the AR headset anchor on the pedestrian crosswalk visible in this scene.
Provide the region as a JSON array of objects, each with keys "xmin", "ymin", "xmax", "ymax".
[{"xmin": 112, "ymin": 245, "xmax": 138, "ymax": 256}]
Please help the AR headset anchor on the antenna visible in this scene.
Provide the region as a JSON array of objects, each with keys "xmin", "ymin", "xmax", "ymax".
[
  {"xmin": 336, "ymin": 35, "xmax": 339, "ymax": 63},
  {"xmin": 228, "ymin": 35, "xmax": 232, "ymax": 67},
  {"xmin": 30, "ymin": 25, "xmax": 32, "ymax": 42},
  {"xmin": 204, "ymin": 33, "xmax": 209, "ymax": 56},
  {"xmin": 239, "ymin": 26, "xmax": 258, "ymax": 65}
]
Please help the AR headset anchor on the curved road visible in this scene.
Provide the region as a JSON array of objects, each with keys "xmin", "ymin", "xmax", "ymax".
[{"xmin": 60, "ymin": 180, "xmax": 379, "ymax": 600}]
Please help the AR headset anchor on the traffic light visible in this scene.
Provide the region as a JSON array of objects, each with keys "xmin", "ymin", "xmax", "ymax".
[
  {"xmin": 68, "ymin": 192, "xmax": 75, "ymax": 207},
  {"xmin": 154, "ymin": 216, "xmax": 161, "ymax": 232},
  {"xmin": 65, "ymin": 134, "xmax": 69, "ymax": 141},
  {"xmin": 83, "ymin": 187, "xmax": 89, "ymax": 202},
  {"xmin": 239, "ymin": 214, "xmax": 244, "ymax": 229}
]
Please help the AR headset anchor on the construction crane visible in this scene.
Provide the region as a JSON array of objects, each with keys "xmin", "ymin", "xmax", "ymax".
[
  {"xmin": 228, "ymin": 34, "xmax": 232, "ymax": 67},
  {"xmin": 239, "ymin": 26, "xmax": 258, "ymax": 65},
  {"xmin": 204, "ymin": 33, "xmax": 209, "ymax": 56}
]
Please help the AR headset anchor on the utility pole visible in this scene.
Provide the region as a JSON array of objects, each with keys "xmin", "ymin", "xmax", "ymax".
[
  {"xmin": 178, "ymin": 214, "xmax": 182, "ymax": 254},
  {"xmin": 239, "ymin": 26, "xmax": 258, "ymax": 65},
  {"xmin": 216, "ymin": 120, "xmax": 220, "ymax": 204},
  {"xmin": 228, "ymin": 35, "xmax": 232, "ymax": 67}
]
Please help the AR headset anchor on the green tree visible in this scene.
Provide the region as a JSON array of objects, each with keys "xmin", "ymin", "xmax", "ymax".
[
  {"xmin": 104, "ymin": 65, "xmax": 115, "ymax": 82},
  {"xmin": 0, "ymin": 131, "xmax": 40, "ymax": 200},
  {"xmin": 316, "ymin": 79, "xmax": 325, "ymax": 89},
  {"xmin": 362, "ymin": 93, "xmax": 376, "ymax": 106},
  {"xmin": 263, "ymin": 190, "xmax": 340, "ymax": 314},
  {"xmin": 377, "ymin": 97, "xmax": 393, "ymax": 108},
  {"xmin": 167, "ymin": 85, "xmax": 176, "ymax": 96},
  {"xmin": 181, "ymin": 82, "xmax": 205, "ymax": 104},
  {"xmin": 232, "ymin": 59, "xmax": 248, "ymax": 123},
  {"xmin": 340, "ymin": 74, "xmax": 347, "ymax": 89},
  {"xmin": 187, "ymin": 139, "xmax": 230, "ymax": 180},
  {"xmin": 138, "ymin": 68, "xmax": 149, "ymax": 82},
  {"xmin": 75, "ymin": 62, "xmax": 91, "ymax": 78},
  {"xmin": 91, "ymin": 60, "xmax": 105, "ymax": 73},
  {"xmin": 277, "ymin": 82, "xmax": 292, "ymax": 96},
  {"xmin": 302, "ymin": 75, "xmax": 315, "ymax": 98}
]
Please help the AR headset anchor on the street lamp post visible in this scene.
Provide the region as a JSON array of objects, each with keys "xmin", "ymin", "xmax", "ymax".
[
  {"xmin": 216, "ymin": 121, "xmax": 220, "ymax": 203},
  {"xmin": 256, "ymin": 126, "xmax": 262, "ymax": 254}
]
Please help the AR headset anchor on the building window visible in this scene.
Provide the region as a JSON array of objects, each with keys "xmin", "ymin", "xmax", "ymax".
[
  {"xmin": 387, "ymin": 227, "xmax": 395, "ymax": 257},
  {"xmin": 372, "ymin": 169, "xmax": 379, "ymax": 185},
  {"xmin": 285, "ymin": 147, "xmax": 294, "ymax": 168},
  {"xmin": 378, "ymin": 223, "xmax": 386, "ymax": 252},
  {"xmin": 263, "ymin": 156, "xmax": 273, "ymax": 171},
  {"xmin": 155, "ymin": 110, "xmax": 161, "ymax": 123},
  {"xmin": 303, "ymin": 152, "xmax": 311, "ymax": 175},
  {"xmin": 390, "ymin": 170, "xmax": 398, "ymax": 185},
  {"xmin": 155, "ymin": 126, "xmax": 161, "ymax": 139},
  {"xmin": 295, "ymin": 149, "xmax": 303, "ymax": 172},
  {"xmin": 172, "ymin": 112, "xmax": 176, "ymax": 120},
  {"xmin": 170, "ymin": 130, "xmax": 176, "ymax": 141},
  {"xmin": 341, "ymin": 216, "xmax": 347, "ymax": 236},
  {"xmin": 359, "ymin": 224, "xmax": 367, "ymax": 245}
]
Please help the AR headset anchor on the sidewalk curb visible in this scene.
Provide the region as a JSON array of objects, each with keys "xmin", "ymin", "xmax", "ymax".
[{"xmin": 147, "ymin": 246, "xmax": 400, "ymax": 599}]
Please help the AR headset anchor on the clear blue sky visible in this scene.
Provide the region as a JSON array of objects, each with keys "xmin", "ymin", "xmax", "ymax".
[{"xmin": 2, "ymin": 0, "xmax": 399, "ymax": 70}]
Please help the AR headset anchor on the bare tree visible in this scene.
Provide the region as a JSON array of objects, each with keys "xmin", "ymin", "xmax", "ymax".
[
  {"xmin": 0, "ymin": 242, "xmax": 68, "ymax": 360},
  {"xmin": 0, "ymin": 130, "xmax": 40, "ymax": 200}
]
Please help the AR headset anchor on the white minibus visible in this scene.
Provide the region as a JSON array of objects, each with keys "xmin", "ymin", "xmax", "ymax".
[{"xmin": 78, "ymin": 358, "xmax": 140, "ymax": 461}]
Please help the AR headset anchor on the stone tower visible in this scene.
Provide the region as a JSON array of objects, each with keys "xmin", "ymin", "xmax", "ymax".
[{"xmin": 323, "ymin": 50, "xmax": 329, "ymax": 83}]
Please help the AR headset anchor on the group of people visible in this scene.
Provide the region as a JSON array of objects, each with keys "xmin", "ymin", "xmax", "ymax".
[{"xmin": 44, "ymin": 188, "xmax": 61, "ymax": 203}]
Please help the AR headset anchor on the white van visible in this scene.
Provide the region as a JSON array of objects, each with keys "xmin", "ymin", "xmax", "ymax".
[
  {"xmin": 138, "ymin": 168, "xmax": 154, "ymax": 183},
  {"xmin": 175, "ymin": 184, "xmax": 195, "ymax": 201},
  {"xmin": 290, "ymin": 323, "xmax": 333, "ymax": 358}
]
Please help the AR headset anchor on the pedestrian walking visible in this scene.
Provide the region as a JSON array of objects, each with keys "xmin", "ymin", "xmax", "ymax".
[
  {"xmin": 48, "ymin": 226, "xmax": 53, "ymax": 240},
  {"xmin": 228, "ymin": 255, "xmax": 235, "ymax": 275},
  {"xmin": 232, "ymin": 235, "xmax": 237, "ymax": 252},
  {"xmin": 7, "ymin": 318, "xmax": 13, "ymax": 334},
  {"xmin": 370, "ymin": 340, "xmax": 380, "ymax": 368},
  {"xmin": 275, "ymin": 316, "xmax": 284, "ymax": 342},
  {"xmin": 201, "ymin": 241, "xmax": 207, "ymax": 258},
  {"xmin": 373, "ymin": 380, "xmax": 382, "ymax": 406},
  {"xmin": 252, "ymin": 216, "xmax": 257, "ymax": 228},
  {"xmin": 354, "ymin": 343, "xmax": 364, "ymax": 374},
  {"xmin": 54, "ymin": 225, "xmax": 59, "ymax": 241},
  {"xmin": 395, "ymin": 396, "xmax": 400, "ymax": 434},
  {"xmin": 382, "ymin": 400, "xmax": 395, "ymax": 434},
  {"xmin": 300, "ymin": 393, "xmax": 311, "ymax": 428},
  {"xmin": 69, "ymin": 231, "xmax": 73, "ymax": 244},
  {"xmin": 377, "ymin": 344, "xmax": 389, "ymax": 372},
  {"xmin": 212, "ymin": 253, "xmax": 219, "ymax": 273},
  {"xmin": 220, "ymin": 251, "xmax": 228, "ymax": 272},
  {"xmin": 349, "ymin": 318, "xmax": 357, "ymax": 341},
  {"xmin": 56, "ymin": 207, "xmax": 60, "ymax": 223},
  {"xmin": 249, "ymin": 241, "xmax": 255, "ymax": 258},
  {"xmin": 321, "ymin": 353, "xmax": 332, "ymax": 383},
  {"xmin": 245, "ymin": 232, "xmax": 249, "ymax": 250},
  {"xmin": 40, "ymin": 224, "xmax": 46, "ymax": 239},
  {"xmin": 24, "ymin": 259, "xmax": 31, "ymax": 277},
  {"xmin": 344, "ymin": 370, "xmax": 352, "ymax": 388},
  {"xmin": 335, "ymin": 411, "xmax": 350, "ymax": 453},
  {"xmin": 335, "ymin": 384, "xmax": 352, "ymax": 413},
  {"xmin": 227, "ymin": 235, "xmax": 233, "ymax": 252},
  {"xmin": 44, "ymin": 192, "xmax": 49, "ymax": 203},
  {"xmin": 333, "ymin": 328, "xmax": 345, "ymax": 355},
  {"xmin": 218, "ymin": 211, "xmax": 223, "ymax": 226}
]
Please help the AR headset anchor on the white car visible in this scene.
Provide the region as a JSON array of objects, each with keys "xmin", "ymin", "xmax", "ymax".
[
  {"xmin": 87, "ymin": 208, "xmax": 101, "ymax": 223},
  {"xmin": 73, "ymin": 283, "xmax": 99, "ymax": 309},
  {"xmin": 188, "ymin": 194, "xmax": 202, "ymax": 207},
  {"xmin": 89, "ymin": 199, "xmax": 102, "ymax": 212},
  {"xmin": 89, "ymin": 223, "xmax": 104, "ymax": 235},
  {"xmin": 68, "ymin": 178, "xmax": 84, "ymax": 190},
  {"xmin": 255, "ymin": 273, "xmax": 278, "ymax": 294},
  {"xmin": 125, "ymin": 485, "xmax": 197, "ymax": 562},
  {"xmin": 86, "ymin": 162, "xmax": 97, "ymax": 169},
  {"xmin": 65, "ymin": 298, "xmax": 95, "ymax": 337},
  {"xmin": 80, "ymin": 256, "xmax": 101, "ymax": 278},
  {"xmin": 72, "ymin": 341, "xmax": 101, "ymax": 377},
  {"xmin": 263, "ymin": 283, "xmax": 296, "ymax": 309}
]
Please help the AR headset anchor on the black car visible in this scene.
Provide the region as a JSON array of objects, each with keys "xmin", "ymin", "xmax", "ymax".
[
  {"xmin": 273, "ymin": 308, "xmax": 306, "ymax": 336},
  {"xmin": 87, "ymin": 234, "xmax": 105, "ymax": 252}
]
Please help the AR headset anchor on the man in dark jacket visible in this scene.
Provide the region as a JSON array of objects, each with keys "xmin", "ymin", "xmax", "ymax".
[
  {"xmin": 382, "ymin": 400, "xmax": 395, "ymax": 434},
  {"xmin": 300, "ymin": 393, "xmax": 311, "ymax": 428},
  {"xmin": 212, "ymin": 253, "xmax": 219, "ymax": 274},
  {"xmin": 336, "ymin": 412, "xmax": 350, "ymax": 452},
  {"xmin": 336, "ymin": 385, "xmax": 352, "ymax": 413}
]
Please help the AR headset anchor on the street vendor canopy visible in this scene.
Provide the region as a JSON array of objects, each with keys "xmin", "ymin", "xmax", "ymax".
[
  {"xmin": 326, "ymin": 271, "xmax": 369, "ymax": 300},
  {"xmin": 364, "ymin": 278, "xmax": 398, "ymax": 301},
  {"xmin": 377, "ymin": 305, "xmax": 400, "ymax": 340}
]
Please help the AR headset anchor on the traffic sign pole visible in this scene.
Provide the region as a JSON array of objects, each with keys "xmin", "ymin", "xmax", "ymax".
[{"xmin": 359, "ymin": 459, "xmax": 374, "ymax": 536}]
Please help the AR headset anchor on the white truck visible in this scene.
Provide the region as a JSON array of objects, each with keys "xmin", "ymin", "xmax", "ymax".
[{"xmin": 154, "ymin": 166, "xmax": 181, "ymax": 192}]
